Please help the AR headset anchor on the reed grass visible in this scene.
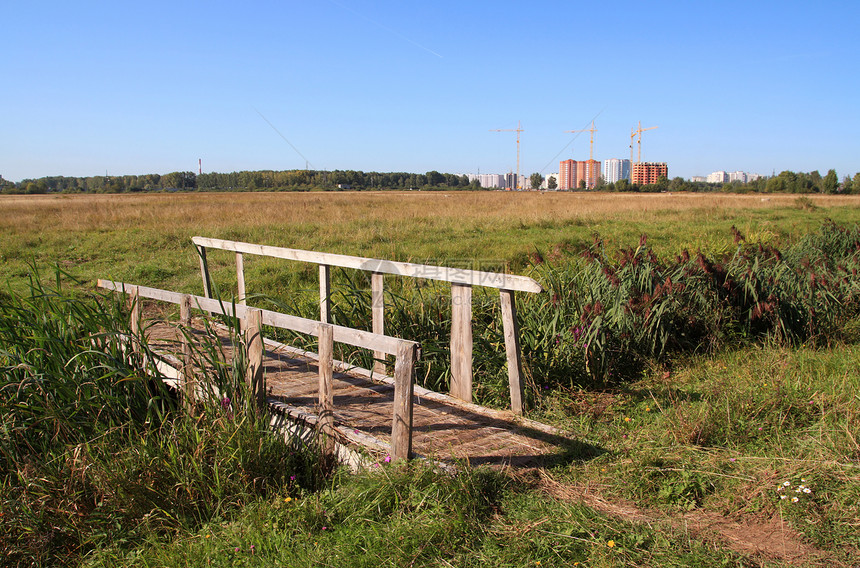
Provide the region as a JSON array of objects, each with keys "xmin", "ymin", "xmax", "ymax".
[{"xmin": 0, "ymin": 271, "xmax": 324, "ymax": 567}]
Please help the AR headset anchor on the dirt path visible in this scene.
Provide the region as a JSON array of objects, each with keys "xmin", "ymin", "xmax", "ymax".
[{"xmin": 528, "ymin": 470, "xmax": 842, "ymax": 567}]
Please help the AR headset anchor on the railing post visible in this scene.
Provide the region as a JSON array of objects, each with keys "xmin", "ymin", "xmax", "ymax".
[
  {"xmin": 244, "ymin": 307, "xmax": 265, "ymax": 409},
  {"xmin": 371, "ymin": 271, "xmax": 385, "ymax": 375},
  {"xmin": 196, "ymin": 245, "xmax": 212, "ymax": 299},
  {"xmin": 180, "ymin": 294, "xmax": 196, "ymax": 412},
  {"xmin": 236, "ymin": 252, "xmax": 246, "ymax": 305},
  {"xmin": 318, "ymin": 322, "xmax": 335, "ymax": 457},
  {"xmin": 500, "ymin": 289, "xmax": 524, "ymax": 414},
  {"xmin": 128, "ymin": 285, "xmax": 141, "ymax": 357},
  {"xmin": 450, "ymin": 283, "xmax": 473, "ymax": 403},
  {"xmin": 391, "ymin": 341, "xmax": 416, "ymax": 461},
  {"xmin": 319, "ymin": 264, "xmax": 331, "ymax": 324}
]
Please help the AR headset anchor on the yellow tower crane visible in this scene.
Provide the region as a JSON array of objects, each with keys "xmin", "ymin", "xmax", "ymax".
[
  {"xmin": 491, "ymin": 120, "xmax": 524, "ymax": 190},
  {"xmin": 565, "ymin": 120, "xmax": 598, "ymax": 189},
  {"xmin": 629, "ymin": 121, "xmax": 658, "ymax": 180}
]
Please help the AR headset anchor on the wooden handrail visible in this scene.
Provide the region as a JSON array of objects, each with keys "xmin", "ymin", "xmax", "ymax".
[
  {"xmin": 98, "ymin": 279, "xmax": 418, "ymax": 460},
  {"xmin": 191, "ymin": 236, "xmax": 540, "ymax": 414},
  {"xmin": 191, "ymin": 236, "xmax": 543, "ymax": 293},
  {"xmin": 97, "ymin": 280, "xmax": 418, "ymax": 357}
]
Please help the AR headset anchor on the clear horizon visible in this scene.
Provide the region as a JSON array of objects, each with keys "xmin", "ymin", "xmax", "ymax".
[{"xmin": 3, "ymin": 1, "xmax": 858, "ymax": 183}]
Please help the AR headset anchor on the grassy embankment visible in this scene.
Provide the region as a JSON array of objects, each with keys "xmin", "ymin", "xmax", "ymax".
[{"xmin": 2, "ymin": 191, "xmax": 859, "ymax": 567}]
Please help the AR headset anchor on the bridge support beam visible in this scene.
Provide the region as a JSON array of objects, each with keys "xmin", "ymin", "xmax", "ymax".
[
  {"xmin": 318, "ymin": 322, "xmax": 335, "ymax": 457},
  {"xmin": 245, "ymin": 308, "xmax": 265, "ymax": 409},
  {"xmin": 449, "ymin": 283, "xmax": 472, "ymax": 403},
  {"xmin": 371, "ymin": 272, "xmax": 385, "ymax": 376},
  {"xmin": 196, "ymin": 245, "xmax": 212, "ymax": 298},
  {"xmin": 180, "ymin": 294, "xmax": 196, "ymax": 412},
  {"xmin": 500, "ymin": 289, "xmax": 524, "ymax": 415},
  {"xmin": 128, "ymin": 285, "xmax": 141, "ymax": 359},
  {"xmin": 391, "ymin": 341, "xmax": 417, "ymax": 461},
  {"xmin": 236, "ymin": 252, "xmax": 246, "ymax": 305},
  {"xmin": 319, "ymin": 264, "xmax": 331, "ymax": 324}
]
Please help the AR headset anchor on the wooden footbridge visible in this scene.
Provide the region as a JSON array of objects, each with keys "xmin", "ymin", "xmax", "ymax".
[{"xmin": 98, "ymin": 237, "xmax": 578, "ymax": 468}]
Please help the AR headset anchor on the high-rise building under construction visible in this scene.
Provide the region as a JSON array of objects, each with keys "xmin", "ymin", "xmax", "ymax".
[{"xmin": 631, "ymin": 162, "xmax": 668, "ymax": 185}]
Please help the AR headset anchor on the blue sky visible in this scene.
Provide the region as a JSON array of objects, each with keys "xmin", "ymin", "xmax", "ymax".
[{"xmin": 2, "ymin": 0, "xmax": 858, "ymax": 182}]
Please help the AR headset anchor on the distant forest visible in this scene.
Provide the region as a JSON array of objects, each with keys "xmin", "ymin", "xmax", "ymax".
[{"xmin": 2, "ymin": 168, "xmax": 857, "ymax": 195}]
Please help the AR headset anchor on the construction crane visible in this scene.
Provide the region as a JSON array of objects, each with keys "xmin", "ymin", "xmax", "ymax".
[
  {"xmin": 565, "ymin": 120, "xmax": 598, "ymax": 189},
  {"xmin": 630, "ymin": 121, "xmax": 658, "ymax": 165},
  {"xmin": 491, "ymin": 120, "xmax": 523, "ymax": 190}
]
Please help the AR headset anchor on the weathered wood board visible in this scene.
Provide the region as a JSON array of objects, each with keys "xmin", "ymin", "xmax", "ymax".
[{"xmin": 145, "ymin": 319, "xmax": 578, "ymax": 468}]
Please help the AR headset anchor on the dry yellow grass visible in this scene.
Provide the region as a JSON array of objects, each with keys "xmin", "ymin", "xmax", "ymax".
[
  {"xmin": 3, "ymin": 191, "xmax": 859, "ymax": 235},
  {"xmin": 2, "ymin": 191, "xmax": 859, "ymax": 293}
]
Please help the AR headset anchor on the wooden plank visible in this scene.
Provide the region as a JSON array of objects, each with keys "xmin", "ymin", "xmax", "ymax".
[
  {"xmin": 99, "ymin": 280, "xmax": 186, "ymax": 305},
  {"xmin": 265, "ymin": 310, "xmax": 408, "ymax": 356},
  {"xmin": 100, "ymin": 280, "xmax": 242, "ymax": 321},
  {"xmin": 245, "ymin": 308, "xmax": 265, "ymax": 409},
  {"xmin": 97, "ymin": 280, "xmax": 419, "ymax": 356},
  {"xmin": 332, "ymin": 323, "xmax": 404, "ymax": 357},
  {"xmin": 268, "ymin": 400, "xmax": 392, "ymax": 454},
  {"xmin": 319, "ymin": 264, "xmax": 331, "ymax": 324},
  {"xmin": 236, "ymin": 252, "xmax": 246, "ymax": 305},
  {"xmin": 371, "ymin": 271, "xmax": 385, "ymax": 376},
  {"xmin": 196, "ymin": 245, "xmax": 212, "ymax": 298},
  {"xmin": 391, "ymin": 341, "xmax": 416, "ymax": 461},
  {"xmin": 180, "ymin": 294, "xmax": 196, "ymax": 412},
  {"xmin": 318, "ymin": 323, "xmax": 335, "ymax": 455},
  {"xmin": 449, "ymin": 283, "xmax": 473, "ymax": 403},
  {"xmin": 500, "ymin": 289, "xmax": 524, "ymax": 415},
  {"xmin": 129, "ymin": 285, "xmax": 140, "ymax": 356},
  {"xmin": 192, "ymin": 236, "xmax": 542, "ymax": 293},
  {"xmin": 143, "ymin": 319, "xmax": 569, "ymax": 468}
]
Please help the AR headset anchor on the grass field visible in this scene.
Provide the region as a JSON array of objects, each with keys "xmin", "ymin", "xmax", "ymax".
[
  {"xmin": 2, "ymin": 191, "xmax": 859, "ymax": 567},
  {"xmin": 3, "ymin": 191, "xmax": 860, "ymax": 293}
]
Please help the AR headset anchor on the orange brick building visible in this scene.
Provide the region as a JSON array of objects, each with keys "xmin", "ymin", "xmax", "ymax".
[{"xmin": 631, "ymin": 162, "xmax": 668, "ymax": 186}]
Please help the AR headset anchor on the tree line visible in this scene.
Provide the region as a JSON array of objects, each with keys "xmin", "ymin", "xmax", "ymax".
[
  {"xmin": 594, "ymin": 169, "xmax": 856, "ymax": 194},
  {"xmin": 0, "ymin": 169, "xmax": 481, "ymax": 194},
  {"xmin": 2, "ymin": 168, "xmax": 857, "ymax": 195}
]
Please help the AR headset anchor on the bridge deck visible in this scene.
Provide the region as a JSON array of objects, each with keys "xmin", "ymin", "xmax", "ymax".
[{"xmin": 146, "ymin": 319, "xmax": 577, "ymax": 468}]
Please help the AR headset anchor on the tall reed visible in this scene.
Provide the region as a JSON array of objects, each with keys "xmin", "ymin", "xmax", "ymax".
[
  {"xmin": 262, "ymin": 221, "xmax": 860, "ymax": 405},
  {"xmin": 0, "ymin": 268, "xmax": 324, "ymax": 567}
]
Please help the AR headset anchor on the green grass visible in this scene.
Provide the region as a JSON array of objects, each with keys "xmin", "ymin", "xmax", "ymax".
[
  {"xmin": 84, "ymin": 463, "xmax": 752, "ymax": 568},
  {"xmin": 532, "ymin": 344, "xmax": 860, "ymax": 563}
]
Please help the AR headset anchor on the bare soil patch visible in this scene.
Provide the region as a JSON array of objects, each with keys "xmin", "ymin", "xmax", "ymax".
[{"xmin": 530, "ymin": 470, "xmax": 841, "ymax": 567}]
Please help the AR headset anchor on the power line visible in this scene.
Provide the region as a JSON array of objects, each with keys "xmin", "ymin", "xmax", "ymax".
[
  {"xmin": 254, "ymin": 108, "xmax": 314, "ymax": 170},
  {"xmin": 539, "ymin": 108, "xmax": 605, "ymax": 174}
]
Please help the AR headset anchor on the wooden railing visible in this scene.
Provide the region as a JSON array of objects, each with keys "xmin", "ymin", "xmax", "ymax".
[
  {"xmin": 191, "ymin": 236, "xmax": 543, "ymax": 414},
  {"xmin": 97, "ymin": 279, "xmax": 420, "ymax": 461}
]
